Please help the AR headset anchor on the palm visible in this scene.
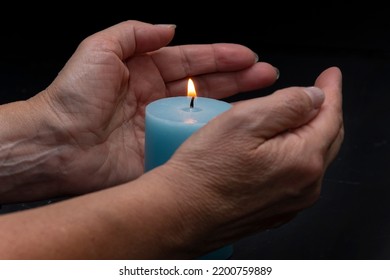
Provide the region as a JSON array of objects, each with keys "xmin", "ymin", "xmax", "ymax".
[{"xmin": 49, "ymin": 47, "xmax": 174, "ymax": 192}]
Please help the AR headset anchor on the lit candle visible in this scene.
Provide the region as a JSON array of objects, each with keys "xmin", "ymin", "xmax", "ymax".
[{"xmin": 144, "ymin": 78, "xmax": 234, "ymax": 259}]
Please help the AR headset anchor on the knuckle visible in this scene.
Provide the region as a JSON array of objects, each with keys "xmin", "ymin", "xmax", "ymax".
[
  {"xmin": 274, "ymin": 87, "xmax": 313, "ymax": 116},
  {"xmin": 282, "ymin": 90, "xmax": 313, "ymax": 116}
]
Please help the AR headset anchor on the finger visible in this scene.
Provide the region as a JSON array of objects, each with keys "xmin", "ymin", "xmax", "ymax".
[
  {"xmin": 304, "ymin": 67, "xmax": 343, "ymax": 152},
  {"xmin": 80, "ymin": 20, "xmax": 176, "ymax": 60},
  {"xmin": 166, "ymin": 62, "xmax": 278, "ymax": 99},
  {"xmin": 324, "ymin": 123, "xmax": 345, "ymax": 167},
  {"xmin": 219, "ymin": 85, "xmax": 325, "ymax": 140},
  {"xmin": 315, "ymin": 66, "xmax": 343, "ymax": 112},
  {"xmin": 151, "ymin": 43, "xmax": 268, "ymax": 82}
]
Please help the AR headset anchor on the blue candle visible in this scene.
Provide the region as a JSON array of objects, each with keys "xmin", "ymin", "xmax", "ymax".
[
  {"xmin": 144, "ymin": 80, "xmax": 233, "ymax": 259},
  {"xmin": 144, "ymin": 96, "xmax": 231, "ymax": 170}
]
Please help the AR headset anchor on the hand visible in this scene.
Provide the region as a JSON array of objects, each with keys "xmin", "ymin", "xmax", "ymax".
[
  {"xmin": 161, "ymin": 67, "xmax": 343, "ymax": 253},
  {"xmin": 30, "ymin": 20, "xmax": 279, "ymax": 195}
]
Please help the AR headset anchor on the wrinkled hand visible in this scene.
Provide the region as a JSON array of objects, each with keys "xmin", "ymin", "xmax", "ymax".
[
  {"xmin": 164, "ymin": 67, "xmax": 343, "ymax": 250},
  {"xmin": 31, "ymin": 20, "xmax": 278, "ymax": 194}
]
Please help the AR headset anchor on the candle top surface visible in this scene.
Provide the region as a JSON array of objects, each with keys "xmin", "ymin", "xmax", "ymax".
[{"xmin": 146, "ymin": 97, "xmax": 232, "ymax": 124}]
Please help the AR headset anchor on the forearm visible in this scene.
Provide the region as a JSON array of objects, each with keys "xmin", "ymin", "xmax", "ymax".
[
  {"xmin": 0, "ymin": 97, "xmax": 69, "ymax": 203},
  {"xmin": 0, "ymin": 166, "xmax": 210, "ymax": 259}
]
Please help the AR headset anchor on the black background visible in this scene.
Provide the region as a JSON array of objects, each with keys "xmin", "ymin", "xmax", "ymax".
[{"xmin": 1, "ymin": 3, "xmax": 389, "ymax": 259}]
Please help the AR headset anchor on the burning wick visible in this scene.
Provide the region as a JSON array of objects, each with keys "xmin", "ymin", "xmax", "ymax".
[{"xmin": 187, "ymin": 78, "xmax": 196, "ymax": 110}]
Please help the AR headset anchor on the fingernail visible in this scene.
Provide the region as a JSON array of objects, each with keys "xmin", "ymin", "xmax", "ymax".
[
  {"xmin": 254, "ymin": 52, "xmax": 259, "ymax": 63},
  {"xmin": 156, "ymin": 24, "xmax": 177, "ymax": 29},
  {"xmin": 274, "ymin": 67, "xmax": 280, "ymax": 80},
  {"xmin": 304, "ymin": 86, "xmax": 325, "ymax": 109}
]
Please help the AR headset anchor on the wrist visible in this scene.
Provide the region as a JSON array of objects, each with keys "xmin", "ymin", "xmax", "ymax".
[
  {"xmin": 0, "ymin": 95, "xmax": 72, "ymax": 203},
  {"xmin": 141, "ymin": 164, "xmax": 231, "ymax": 258}
]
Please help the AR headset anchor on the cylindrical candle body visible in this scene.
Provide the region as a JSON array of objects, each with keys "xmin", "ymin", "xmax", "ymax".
[{"xmin": 144, "ymin": 96, "xmax": 233, "ymax": 259}]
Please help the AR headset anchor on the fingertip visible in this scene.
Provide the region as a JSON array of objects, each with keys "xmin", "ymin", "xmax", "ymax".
[
  {"xmin": 253, "ymin": 62, "xmax": 280, "ymax": 87},
  {"xmin": 315, "ymin": 66, "xmax": 343, "ymax": 90}
]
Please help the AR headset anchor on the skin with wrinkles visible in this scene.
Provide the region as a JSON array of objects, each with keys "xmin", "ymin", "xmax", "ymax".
[{"xmin": 0, "ymin": 20, "xmax": 343, "ymax": 259}]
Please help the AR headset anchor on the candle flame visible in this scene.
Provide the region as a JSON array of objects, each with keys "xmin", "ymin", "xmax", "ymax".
[{"xmin": 187, "ymin": 78, "xmax": 197, "ymax": 98}]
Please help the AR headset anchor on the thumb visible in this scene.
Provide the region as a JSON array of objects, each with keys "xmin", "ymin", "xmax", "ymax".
[
  {"xmin": 225, "ymin": 86, "xmax": 325, "ymax": 140},
  {"xmin": 86, "ymin": 20, "xmax": 176, "ymax": 59}
]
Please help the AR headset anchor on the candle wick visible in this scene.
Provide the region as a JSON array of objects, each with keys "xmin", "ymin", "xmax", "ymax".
[{"xmin": 190, "ymin": 97, "xmax": 195, "ymax": 109}]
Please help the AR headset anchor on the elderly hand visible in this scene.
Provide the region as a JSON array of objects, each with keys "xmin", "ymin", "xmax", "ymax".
[{"xmin": 159, "ymin": 67, "xmax": 343, "ymax": 254}]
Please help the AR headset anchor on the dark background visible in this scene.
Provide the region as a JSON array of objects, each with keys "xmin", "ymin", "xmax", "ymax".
[{"xmin": 1, "ymin": 3, "xmax": 389, "ymax": 259}]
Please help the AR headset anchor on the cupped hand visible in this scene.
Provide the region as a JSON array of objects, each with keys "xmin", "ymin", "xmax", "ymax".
[
  {"xmin": 163, "ymin": 67, "xmax": 343, "ymax": 250},
  {"xmin": 30, "ymin": 20, "xmax": 278, "ymax": 194}
]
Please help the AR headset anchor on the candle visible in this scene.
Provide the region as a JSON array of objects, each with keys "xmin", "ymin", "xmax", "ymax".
[{"xmin": 144, "ymin": 78, "xmax": 234, "ymax": 259}]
